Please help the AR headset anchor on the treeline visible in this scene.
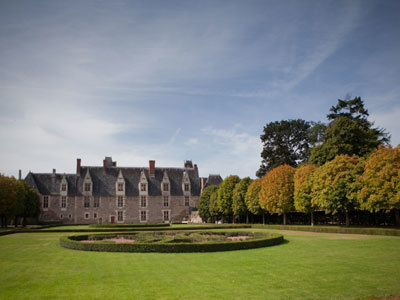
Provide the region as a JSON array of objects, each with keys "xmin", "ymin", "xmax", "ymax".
[
  {"xmin": 0, "ymin": 175, "xmax": 40, "ymax": 227},
  {"xmin": 199, "ymin": 97, "xmax": 400, "ymax": 226}
]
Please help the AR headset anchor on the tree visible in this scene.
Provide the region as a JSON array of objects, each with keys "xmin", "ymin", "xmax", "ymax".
[
  {"xmin": 311, "ymin": 155, "xmax": 362, "ymax": 226},
  {"xmin": 259, "ymin": 165, "xmax": 295, "ymax": 225},
  {"xmin": 357, "ymin": 145, "xmax": 400, "ymax": 225},
  {"xmin": 232, "ymin": 177, "xmax": 252, "ymax": 223},
  {"xmin": 0, "ymin": 175, "xmax": 17, "ymax": 227},
  {"xmin": 21, "ymin": 182, "xmax": 40, "ymax": 226},
  {"xmin": 257, "ymin": 120, "xmax": 311, "ymax": 177},
  {"xmin": 217, "ymin": 175, "xmax": 240, "ymax": 222},
  {"xmin": 208, "ymin": 187, "xmax": 220, "ymax": 223},
  {"xmin": 13, "ymin": 180, "xmax": 26, "ymax": 227},
  {"xmin": 294, "ymin": 164, "xmax": 318, "ymax": 226},
  {"xmin": 245, "ymin": 179, "xmax": 265, "ymax": 223},
  {"xmin": 198, "ymin": 185, "xmax": 219, "ymax": 223},
  {"xmin": 310, "ymin": 97, "xmax": 389, "ymax": 165}
]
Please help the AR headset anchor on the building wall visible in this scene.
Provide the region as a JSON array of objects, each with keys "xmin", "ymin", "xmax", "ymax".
[{"xmin": 39, "ymin": 194, "xmax": 199, "ymax": 224}]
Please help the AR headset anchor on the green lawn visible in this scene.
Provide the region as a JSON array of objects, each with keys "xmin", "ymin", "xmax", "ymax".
[{"xmin": 0, "ymin": 228, "xmax": 399, "ymax": 300}]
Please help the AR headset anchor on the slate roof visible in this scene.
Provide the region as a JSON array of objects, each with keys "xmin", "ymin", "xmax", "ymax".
[
  {"xmin": 204, "ymin": 175, "xmax": 223, "ymax": 188},
  {"xmin": 25, "ymin": 166, "xmax": 201, "ymax": 197}
]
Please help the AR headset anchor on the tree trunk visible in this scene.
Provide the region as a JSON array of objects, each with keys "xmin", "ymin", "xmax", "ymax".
[
  {"xmin": 246, "ymin": 213, "xmax": 249, "ymax": 224},
  {"xmin": 262, "ymin": 213, "xmax": 265, "ymax": 225},
  {"xmin": 283, "ymin": 213, "xmax": 287, "ymax": 225},
  {"xmin": 14, "ymin": 216, "xmax": 18, "ymax": 228},
  {"xmin": 310, "ymin": 211, "xmax": 314, "ymax": 226},
  {"xmin": 232, "ymin": 215, "xmax": 235, "ymax": 224},
  {"xmin": 395, "ymin": 209, "xmax": 400, "ymax": 227},
  {"xmin": 22, "ymin": 217, "xmax": 27, "ymax": 227},
  {"xmin": 345, "ymin": 211, "xmax": 350, "ymax": 227}
]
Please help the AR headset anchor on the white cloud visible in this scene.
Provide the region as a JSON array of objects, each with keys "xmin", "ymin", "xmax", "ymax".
[{"xmin": 184, "ymin": 138, "xmax": 199, "ymax": 146}]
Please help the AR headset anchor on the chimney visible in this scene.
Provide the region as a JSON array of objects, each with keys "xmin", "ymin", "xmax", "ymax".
[
  {"xmin": 113, "ymin": 161, "xmax": 117, "ymax": 167},
  {"xmin": 200, "ymin": 177, "xmax": 206, "ymax": 193},
  {"xmin": 18, "ymin": 169, "xmax": 22, "ymax": 180},
  {"xmin": 149, "ymin": 160, "xmax": 155, "ymax": 178},
  {"xmin": 103, "ymin": 159, "xmax": 106, "ymax": 168},
  {"xmin": 193, "ymin": 164, "xmax": 198, "ymax": 176},
  {"xmin": 53, "ymin": 169, "xmax": 56, "ymax": 174},
  {"xmin": 77, "ymin": 158, "xmax": 81, "ymax": 175}
]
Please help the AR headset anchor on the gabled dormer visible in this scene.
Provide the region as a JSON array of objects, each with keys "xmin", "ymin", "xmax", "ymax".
[
  {"xmin": 138, "ymin": 169, "xmax": 148, "ymax": 196},
  {"xmin": 60, "ymin": 175, "xmax": 68, "ymax": 196},
  {"xmin": 83, "ymin": 169, "xmax": 93, "ymax": 196},
  {"xmin": 182, "ymin": 170, "xmax": 191, "ymax": 195},
  {"xmin": 115, "ymin": 169, "xmax": 125, "ymax": 196},
  {"xmin": 161, "ymin": 170, "xmax": 170, "ymax": 196}
]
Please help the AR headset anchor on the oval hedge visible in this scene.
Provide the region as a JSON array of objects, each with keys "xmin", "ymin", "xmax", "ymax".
[
  {"xmin": 59, "ymin": 231, "xmax": 284, "ymax": 253},
  {"xmin": 88, "ymin": 223, "xmax": 170, "ymax": 229}
]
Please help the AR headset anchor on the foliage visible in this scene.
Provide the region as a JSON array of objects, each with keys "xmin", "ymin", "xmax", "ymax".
[
  {"xmin": 232, "ymin": 177, "xmax": 252, "ymax": 218},
  {"xmin": 257, "ymin": 119, "xmax": 312, "ymax": 177},
  {"xmin": 208, "ymin": 186, "xmax": 220, "ymax": 220},
  {"xmin": 294, "ymin": 164, "xmax": 317, "ymax": 213},
  {"xmin": 60, "ymin": 231, "xmax": 284, "ymax": 253},
  {"xmin": 245, "ymin": 179, "xmax": 263, "ymax": 215},
  {"xmin": 311, "ymin": 155, "xmax": 362, "ymax": 225},
  {"xmin": 259, "ymin": 164, "xmax": 295, "ymax": 215},
  {"xmin": 0, "ymin": 175, "xmax": 17, "ymax": 226},
  {"xmin": 310, "ymin": 97, "xmax": 389, "ymax": 165},
  {"xmin": 22, "ymin": 183, "xmax": 41, "ymax": 219},
  {"xmin": 217, "ymin": 175, "xmax": 240, "ymax": 217},
  {"xmin": 198, "ymin": 185, "xmax": 219, "ymax": 222},
  {"xmin": 357, "ymin": 145, "xmax": 400, "ymax": 212}
]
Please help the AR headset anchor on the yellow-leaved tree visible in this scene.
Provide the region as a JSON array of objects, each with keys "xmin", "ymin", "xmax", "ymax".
[
  {"xmin": 259, "ymin": 164, "xmax": 295, "ymax": 225},
  {"xmin": 357, "ymin": 145, "xmax": 400, "ymax": 225},
  {"xmin": 311, "ymin": 155, "xmax": 362, "ymax": 226},
  {"xmin": 294, "ymin": 164, "xmax": 318, "ymax": 226}
]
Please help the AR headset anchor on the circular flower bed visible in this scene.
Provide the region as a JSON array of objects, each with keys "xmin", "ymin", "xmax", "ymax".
[{"xmin": 60, "ymin": 230, "xmax": 284, "ymax": 253}]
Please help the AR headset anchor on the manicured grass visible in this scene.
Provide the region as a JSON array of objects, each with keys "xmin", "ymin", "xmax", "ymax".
[{"xmin": 0, "ymin": 228, "xmax": 400, "ymax": 299}]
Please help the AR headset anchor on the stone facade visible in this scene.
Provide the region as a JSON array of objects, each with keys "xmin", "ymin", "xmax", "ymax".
[{"xmin": 25, "ymin": 157, "xmax": 222, "ymax": 224}]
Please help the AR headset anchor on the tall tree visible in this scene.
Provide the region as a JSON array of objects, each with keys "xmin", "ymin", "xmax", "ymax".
[
  {"xmin": 0, "ymin": 175, "xmax": 17, "ymax": 227},
  {"xmin": 245, "ymin": 179, "xmax": 265, "ymax": 223},
  {"xmin": 310, "ymin": 97, "xmax": 389, "ymax": 165},
  {"xmin": 259, "ymin": 165, "xmax": 295, "ymax": 225},
  {"xmin": 357, "ymin": 145, "xmax": 400, "ymax": 225},
  {"xmin": 311, "ymin": 154, "xmax": 362, "ymax": 226},
  {"xmin": 21, "ymin": 182, "xmax": 40, "ymax": 226},
  {"xmin": 217, "ymin": 175, "xmax": 240, "ymax": 222},
  {"xmin": 208, "ymin": 187, "xmax": 220, "ymax": 223},
  {"xmin": 232, "ymin": 177, "xmax": 252, "ymax": 223},
  {"xmin": 257, "ymin": 120, "xmax": 325, "ymax": 177},
  {"xmin": 198, "ymin": 185, "xmax": 219, "ymax": 223},
  {"xmin": 294, "ymin": 164, "xmax": 318, "ymax": 226}
]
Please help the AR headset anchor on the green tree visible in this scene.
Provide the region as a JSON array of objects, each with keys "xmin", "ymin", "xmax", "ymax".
[
  {"xmin": 13, "ymin": 180, "xmax": 26, "ymax": 227},
  {"xmin": 208, "ymin": 187, "xmax": 220, "ymax": 222},
  {"xmin": 259, "ymin": 165, "xmax": 295, "ymax": 225},
  {"xmin": 217, "ymin": 175, "xmax": 240, "ymax": 222},
  {"xmin": 232, "ymin": 177, "xmax": 252, "ymax": 223},
  {"xmin": 294, "ymin": 164, "xmax": 318, "ymax": 226},
  {"xmin": 311, "ymin": 155, "xmax": 362, "ymax": 226},
  {"xmin": 198, "ymin": 185, "xmax": 219, "ymax": 223},
  {"xmin": 21, "ymin": 182, "xmax": 40, "ymax": 226},
  {"xmin": 0, "ymin": 175, "xmax": 17, "ymax": 227},
  {"xmin": 310, "ymin": 97, "xmax": 389, "ymax": 165},
  {"xmin": 245, "ymin": 179, "xmax": 265, "ymax": 223},
  {"xmin": 357, "ymin": 145, "xmax": 400, "ymax": 225}
]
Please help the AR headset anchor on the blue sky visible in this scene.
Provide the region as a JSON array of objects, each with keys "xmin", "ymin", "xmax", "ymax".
[{"xmin": 0, "ymin": 0, "xmax": 399, "ymax": 179}]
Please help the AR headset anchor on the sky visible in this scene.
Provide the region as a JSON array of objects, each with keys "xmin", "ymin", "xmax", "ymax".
[{"xmin": 0, "ymin": 0, "xmax": 399, "ymax": 179}]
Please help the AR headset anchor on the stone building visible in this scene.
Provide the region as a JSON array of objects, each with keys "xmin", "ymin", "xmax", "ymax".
[{"xmin": 24, "ymin": 157, "xmax": 222, "ymax": 224}]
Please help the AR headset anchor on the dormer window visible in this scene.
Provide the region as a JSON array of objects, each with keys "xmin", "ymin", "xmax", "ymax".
[
  {"xmin": 84, "ymin": 183, "xmax": 91, "ymax": 192},
  {"xmin": 163, "ymin": 183, "xmax": 169, "ymax": 192},
  {"xmin": 184, "ymin": 183, "xmax": 190, "ymax": 192},
  {"xmin": 61, "ymin": 184, "xmax": 67, "ymax": 191},
  {"xmin": 118, "ymin": 183, "xmax": 124, "ymax": 191},
  {"xmin": 140, "ymin": 183, "xmax": 147, "ymax": 192}
]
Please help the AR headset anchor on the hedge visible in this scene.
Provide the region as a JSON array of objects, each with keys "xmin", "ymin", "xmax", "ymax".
[
  {"xmin": 252, "ymin": 224, "xmax": 400, "ymax": 236},
  {"xmin": 89, "ymin": 223, "xmax": 170, "ymax": 228},
  {"xmin": 59, "ymin": 231, "xmax": 284, "ymax": 253}
]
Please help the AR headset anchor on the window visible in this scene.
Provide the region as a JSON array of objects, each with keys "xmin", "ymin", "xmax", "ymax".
[
  {"xmin": 117, "ymin": 196, "xmax": 124, "ymax": 208},
  {"xmin": 43, "ymin": 196, "xmax": 49, "ymax": 209},
  {"xmin": 140, "ymin": 196, "xmax": 147, "ymax": 208},
  {"xmin": 84, "ymin": 196, "xmax": 90, "ymax": 208},
  {"xmin": 184, "ymin": 196, "xmax": 190, "ymax": 207},
  {"xmin": 163, "ymin": 183, "xmax": 169, "ymax": 192},
  {"xmin": 61, "ymin": 196, "xmax": 67, "ymax": 208},
  {"xmin": 140, "ymin": 210, "xmax": 147, "ymax": 221},
  {"xmin": 84, "ymin": 183, "xmax": 91, "ymax": 192},
  {"xmin": 94, "ymin": 198, "xmax": 100, "ymax": 208},
  {"xmin": 184, "ymin": 183, "xmax": 190, "ymax": 192},
  {"xmin": 61, "ymin": 184, "xmax": 67, "ymax": 191},
  {"xmin": 140, "ymin": 183, "xmax": 146, "ymax": 192},
  {"xmin": 94, "ymin": 213, "xmax": 97, "ymax": 219},
  {"xmin": 68, "ymin": 214, "xmax": 72, "ymax": 219},
  {"xmin": 60, "ymin": 214, "xmax": 64, "ymax": 219},
  {"xmin": 117, "ymin": 211, "xmax": 123, "ymax": 222},
  {"xmin": 84, "ymin": 213, "xmax": 90, "ymax": 219},
  {"xmin": 118, "ymin": 183, "xmax": 124, "ymax": 191},
  {"xmin": 163, "ymin": 196, "xmax": 169, "ymax": 207},
  {"xmin": 163, "ymin": 210, "xmax": 169, "ymax": 222}
]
